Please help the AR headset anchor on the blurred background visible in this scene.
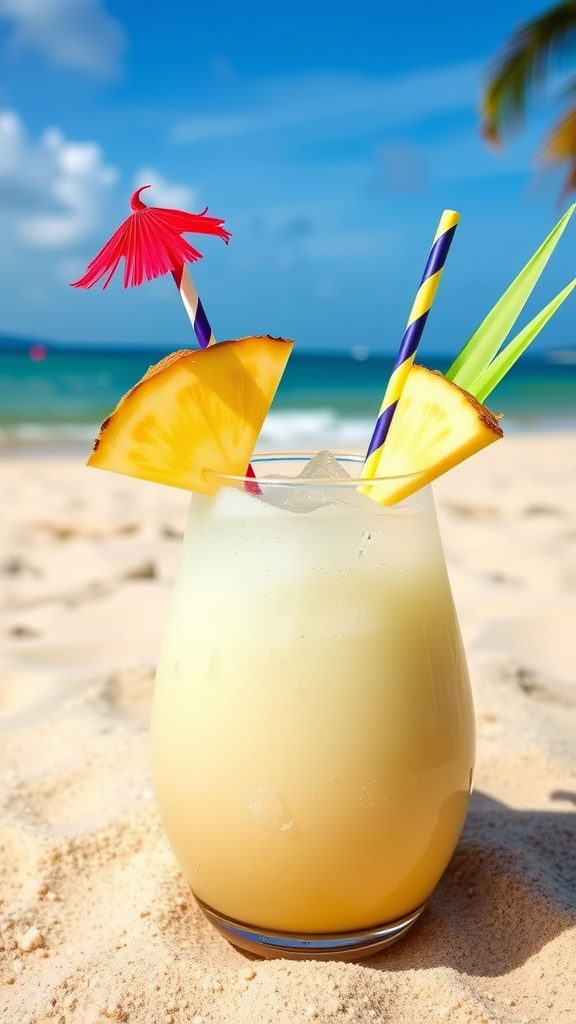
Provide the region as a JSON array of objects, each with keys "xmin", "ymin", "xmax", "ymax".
[{"xmin": 1, "ymin": 0, "xmax": 575, "ymax": 448}]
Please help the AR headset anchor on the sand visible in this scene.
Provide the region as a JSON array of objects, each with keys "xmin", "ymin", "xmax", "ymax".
[{"xmin": 1, "ymin": 432, "xmax": 575, "ymax": 1024}]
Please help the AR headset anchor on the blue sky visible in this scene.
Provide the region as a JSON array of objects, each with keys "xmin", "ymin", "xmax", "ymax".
[{"xmin": 0, "ymin": 0, "xmax": 575, "ymax": 353}]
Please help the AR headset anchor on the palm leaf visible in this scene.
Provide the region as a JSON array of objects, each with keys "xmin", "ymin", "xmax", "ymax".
[
  {"xmin": 482, "ymin": 1, "xmax": 576, "ymax": 144},
  {"xmin": 445, "ymin": 204, "xmax": 575, "ymax": 392},
  {"xmin": 540, "ymin": 99, "xmax": 576, "ymax": 194},
  {"xmin": 471, "ymin": 276, "xmax": 576, "ymax": 403}
]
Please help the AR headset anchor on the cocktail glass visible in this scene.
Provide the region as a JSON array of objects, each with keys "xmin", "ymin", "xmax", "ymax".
[{"xmin": 151, "ymin": 454, "xmax": 475, "ymax": 960}]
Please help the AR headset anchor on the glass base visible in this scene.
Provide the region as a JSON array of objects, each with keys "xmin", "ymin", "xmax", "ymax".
[{"xmin": 195, "ymin": 897, "xmax": 427, "ymax": 961}]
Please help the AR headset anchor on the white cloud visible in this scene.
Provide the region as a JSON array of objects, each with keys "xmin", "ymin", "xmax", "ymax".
[
  {"xmin": 170, "ymin": 61, "xmax": 483, "ymax": 144},
  {"xmin": 0, "ymin": 0, "xmax": 126, "ymax": 77},
  {"xmin": 0, "ymin": 107, "xmax": 118, "ymax": 250},
  {"xmin": 133, "ymin": 168, "xmax": 198, "ymax": 211}
]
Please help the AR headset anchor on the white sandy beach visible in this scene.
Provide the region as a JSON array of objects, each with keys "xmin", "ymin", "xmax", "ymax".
[{"xmin": 1, "ymin": 432, "xmax": 575, "ymax": 1023}]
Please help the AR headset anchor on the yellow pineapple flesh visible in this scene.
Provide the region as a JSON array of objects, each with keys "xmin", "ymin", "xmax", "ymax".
[
  {"xmin": 360, "ymin": 364, "xmax": 503, "ymax": 505},
  {"xmin": 88, "ymin": 336, "xmax": 293, "ymax": 492}
]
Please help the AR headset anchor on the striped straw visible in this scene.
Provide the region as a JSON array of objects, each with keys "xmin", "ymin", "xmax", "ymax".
[
  {"xmin": 171, "ymin": 261, "xmax": 261, "ymax": 493},
  {"xmin": 360, "ymin": 209, "xmax": 459, "ymax": 482},
  {"xmin": 171, "ymin": 264, "xmax": 216, "ymax": 349}
]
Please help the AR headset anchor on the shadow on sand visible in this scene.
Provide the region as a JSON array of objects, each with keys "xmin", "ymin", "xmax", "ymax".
[{"xmin": 367, "ymin": 789, "xmax": 576, "ymax": 976}]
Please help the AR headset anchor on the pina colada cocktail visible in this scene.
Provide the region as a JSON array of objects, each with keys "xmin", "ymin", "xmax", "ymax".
[
  {"xmin": 75, "ymin": 190, "xmax": 574, "ymax": 959},
  {"xmin": 151, "ymin": 455, "xmax": 475, "ymax": 956}
]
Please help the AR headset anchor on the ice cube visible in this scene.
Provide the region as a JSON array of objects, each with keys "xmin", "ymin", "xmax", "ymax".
[
  {"xmin": 297, "ymin": 450, "xmax": 352, "ymax": 480},
  {"xmin": 254, "ymin": 479, "xmax": 332, "ymax": 514},
  {"xmin": 280, "ymin": 485, "xmax": 336, "ymax": 514},
  {"xmin": 255, "ymin": 481, "xmax": 297, "ymax": 512},
  {"xmin": 263, "ymin": 451, "xmax": 351, "ymax": 514},
  {"xmin": 252, "ymin": 453, "xmax": 355, "ymax": 514}
]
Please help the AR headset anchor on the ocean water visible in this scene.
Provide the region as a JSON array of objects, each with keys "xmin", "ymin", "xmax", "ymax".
[{"xmin": 1, "ymin": 340, "xmax": 575, "ymax": 453}]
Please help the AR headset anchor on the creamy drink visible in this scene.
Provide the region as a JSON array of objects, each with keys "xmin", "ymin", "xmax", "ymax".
[
  {"xmin": 76, "ymin": 198, "xmax": 571, "ymax": 959},
  {"xmin": 151, "ymin": 454, "xmax": 475, "ymax": 957}
]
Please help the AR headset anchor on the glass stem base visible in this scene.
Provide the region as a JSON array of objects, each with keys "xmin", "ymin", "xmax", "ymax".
[{"xmin": 195, "ymin": 897, "xmax": 427, "ymax": 961}]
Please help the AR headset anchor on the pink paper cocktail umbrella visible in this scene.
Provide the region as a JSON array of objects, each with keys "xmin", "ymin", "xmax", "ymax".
[
  {"xmin": 71, "ymin": 185, "xmax": 230, "ymax": 290},
  {"xmin": 71, "ymin": 185, "xmax": 230, "ymax": 353}
]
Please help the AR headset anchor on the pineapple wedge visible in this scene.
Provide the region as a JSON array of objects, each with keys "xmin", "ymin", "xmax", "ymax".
[
  {"xmin": 88, "ymin": 336, "xmax": 293, "ymax": 493},
  {"xmin": 360, "ymin": 364, "xmax": 503, "ymax": 506}
]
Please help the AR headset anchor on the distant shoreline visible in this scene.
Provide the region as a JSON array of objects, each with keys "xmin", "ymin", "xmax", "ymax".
[
  {"xmin": 3, "ymin": 342, "xmax": 576, "ymax": 446},
  {"xmin": 2, "ymin": 333, "xmax": 575, "ymax": 363}
]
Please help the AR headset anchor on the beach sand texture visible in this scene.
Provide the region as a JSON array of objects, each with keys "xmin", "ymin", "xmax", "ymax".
[{"xmin": 1, "ymin": 433, "xmax": 575, "ymax": 1024}]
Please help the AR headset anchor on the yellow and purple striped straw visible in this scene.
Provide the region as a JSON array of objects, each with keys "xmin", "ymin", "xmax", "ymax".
[{"xmin": 360, "ymin": 209, "xmax": 459, "ymax": 482}]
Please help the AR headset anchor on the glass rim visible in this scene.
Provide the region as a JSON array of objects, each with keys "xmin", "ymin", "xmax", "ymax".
[{"xmin": 203, "ymin": 451, "xmax": 426, "ymax": 488}]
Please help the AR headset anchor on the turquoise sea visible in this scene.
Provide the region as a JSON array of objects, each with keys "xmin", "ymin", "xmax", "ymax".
[{"xmin": 1, "ymin": 338, "xmax": 575, "ymax": 453}]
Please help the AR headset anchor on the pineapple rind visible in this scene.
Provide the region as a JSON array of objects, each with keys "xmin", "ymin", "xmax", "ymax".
[
  {"xmin": 87, "ymin": 336, "xmax": 293, "ymax": 492},
  {"xmin": 360, "ymin": 365, "xmax": 503, "ymax": 506}
]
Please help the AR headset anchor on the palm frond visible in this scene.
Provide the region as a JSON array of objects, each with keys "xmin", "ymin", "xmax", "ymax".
[
  {"xmin": 562, "ymin": 73, "xmax": 576, "ymax": 95},
  {"xmin": 482, "ymin": 1, "xmax": 576, "ymax": 144},
  {"xmin": 540, "ymin": 99, "xmax": 576, "ymax": 193}
]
